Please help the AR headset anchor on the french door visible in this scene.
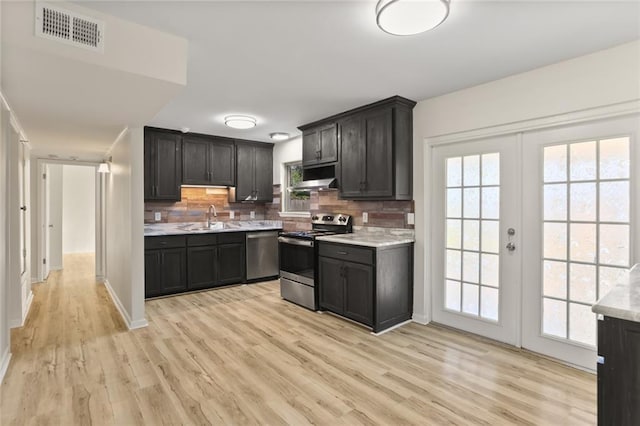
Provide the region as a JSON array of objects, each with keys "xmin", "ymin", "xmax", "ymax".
[
  {"xmin": 432, "ymin": 115, "xmax": 638, "ymax": 370},
  {"xmin": 522, "ymin": 115, "xmax": 639, "ymax": 369},
  {"xmin": 432, "ymin": 135, "xmax": 521, "ymax": 345}
]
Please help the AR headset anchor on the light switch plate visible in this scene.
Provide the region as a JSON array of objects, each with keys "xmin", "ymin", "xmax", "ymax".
[
  {"xmin": 362, "ymin": 212, "xmax": 368, "ymax": 223},
  {"xmin": 230, "ymin": 211, "xmax": 235, "ymax": 219},
  {"xmin": 250, "ymin": 211, "xmax": 255, "ymax": 219},
  {"xmin": 154, "ymin": 212, "xmax": 161, "ymax": 222},
  {"xmin": 407, "ymin": 213, "xmax": 415, "ymax": 225}
]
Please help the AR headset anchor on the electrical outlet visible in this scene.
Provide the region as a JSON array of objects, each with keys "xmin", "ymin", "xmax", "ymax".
[
  {"xmin": 362, "ymin": 212, "xmax": 368, "ymax": 223},
  {"xmin": 229, "ymin": 211, "xmax": 235, "ymax": 219},
  {"xmin": 250, "ymin": 211, "xmax": 255, "ymax": 219},
  {"xmin": 407, "ymin": 213, "xmax": 415, "ymax": 225},
  {"xmin": 154, "ymin": 212, "xmax": 161, "ymax": 222}
]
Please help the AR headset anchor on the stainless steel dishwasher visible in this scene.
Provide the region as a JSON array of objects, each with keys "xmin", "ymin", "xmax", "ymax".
[{"xmin": 246, "ymin": 231, "xmax": 280, "ymax": 281}]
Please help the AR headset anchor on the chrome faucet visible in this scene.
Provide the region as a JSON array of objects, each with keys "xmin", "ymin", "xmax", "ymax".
[{"xmin": 207, "ymin": 204, "xmax": 218, "ymax": 228}]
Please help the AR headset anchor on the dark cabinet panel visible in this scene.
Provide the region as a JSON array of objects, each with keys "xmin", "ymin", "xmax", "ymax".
[
  {"xmin": 182, "ymin": 137, "xmax": 210, "ymax": 184},
  {"xmin": 187, "ymin": 246, "xmax": 217, "ymax": 290},
  {"xmin": 217, "ymin": 242, "xmax": 245, "ymax": 285},
  {"xmin": 144, "ymin": 128, "xmax": 182, "ymax": 201},
  {"xmin": 338, "ymin": 117, "xmax": 364, "ymax": 198},
  {"xmin": 362, "ymin": 108, "xmax": 393, "ymax": 198},
  {"xmin": 144, "ymin": 251, "xmax": 163, "ymax": 298},
  {"xmin": 344, "ymin": 263, "xmax": 373, "ymax": 326},
  {"xmin": 318, "ymin": 256, "xmax": 344, "ymax": 314},
  {"xmin": 145, "ymin": 246, "xmax": 187, "ymax": 298},
  {"xmin": 318, "ymin": 241, "xmax": 413, "ymax": 333},
  {"xmin": 302, "ymin": 123, "xmax": 337, "ymax": 166},
  {"xmin": 598, "ymin": 316, "xmax": 640, "ymax": 426},
  {"xmin": 235, "ymin": 142, "xmax": 273, "ymax": 202},
  {"xmin": 183, "ymin": 136, "xmax": 235, "ymax": 186}
]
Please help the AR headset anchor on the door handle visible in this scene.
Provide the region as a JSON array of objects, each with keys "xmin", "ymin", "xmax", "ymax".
[
  {"xmin": 506, "ymin": 228, "xmax": 516, "ymax": 252},
  {"xmin": 20, "ymin": 206, "xmax": 27, "ymax": 211}
]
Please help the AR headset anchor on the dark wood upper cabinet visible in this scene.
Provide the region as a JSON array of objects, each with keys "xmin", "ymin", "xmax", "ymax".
[
  {"xmin": 234, "ymin": 141, "xmax": 273, "ymax": 202},
  {"xmin": 298, "ymin": 96, "xmax": 415, "ymax": 201},
  {"xmin": 183, "ymin": 135, "xmax": 235, "ymax": 186},
  {"xmin": 301, "ymin": 123, "xmax": 338, "ymax": 167},
  {"xmin": 144, "ymin": 128, "xmax": 182, "ymax": 201}
]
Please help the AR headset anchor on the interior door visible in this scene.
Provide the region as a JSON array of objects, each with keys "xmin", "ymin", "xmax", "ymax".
[
  {"xmin": 432, "ymin": 135, "xmax": 520, "ymax": 345},
  {"xmin": 522, "ymin": 115, "xmax": 639, "ymax": 370},
  {"xmin": 43, "ymin": 163, "xmax": 51, "ymax": 280}
]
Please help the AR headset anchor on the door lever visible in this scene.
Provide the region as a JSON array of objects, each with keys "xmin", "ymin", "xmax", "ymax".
[{"xmin": 506, "ymin": 228, "xmax": 516, "ymax": 252}]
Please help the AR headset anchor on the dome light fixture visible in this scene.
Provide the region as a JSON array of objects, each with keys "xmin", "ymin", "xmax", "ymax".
[
  {"xmin": 224, "ymin": 115, "xmax": 257, "ymax": 129},
  {"xmin": 269, "ymin": 132, "xmax": 290, "ymax": 141},
  {"xmin": 376, "ymin": 0, "xmax": 450, "ymax": 36},
  {"xmin": 97, "ymin": 162, "xmax": 110, "ymax": 173}
]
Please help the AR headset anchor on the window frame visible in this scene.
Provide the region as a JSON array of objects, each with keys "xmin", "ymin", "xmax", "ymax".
[{"xmin": 281, "ymin": 162, "xmax": 311, "ymax": 216}]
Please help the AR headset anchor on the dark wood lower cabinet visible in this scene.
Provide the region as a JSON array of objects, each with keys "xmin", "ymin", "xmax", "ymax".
[
  {"xmin": 598, "ymin": 315, "xmax": 640, "ymax": 426},
  {"xmin": 144, "ymin": 247, "xmax": 187, "ymax": 298},
  {"xmin": 318, "ymin": 241, "xmax": 413, "ymax": 333},
  {"xmin": 145, "ymin": 232, "xmax": 246, "ymax": 298}
]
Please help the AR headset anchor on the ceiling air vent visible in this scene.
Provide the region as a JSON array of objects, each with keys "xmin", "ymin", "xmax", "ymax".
[{"xmin": 35, "ymin": 3, "xmax": 105, "ymax": 53}]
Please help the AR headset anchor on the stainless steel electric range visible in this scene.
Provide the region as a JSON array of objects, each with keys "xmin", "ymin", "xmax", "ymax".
[{"xmin": 278, "ymin": 214, "xmax": 352, "ymax": 310}]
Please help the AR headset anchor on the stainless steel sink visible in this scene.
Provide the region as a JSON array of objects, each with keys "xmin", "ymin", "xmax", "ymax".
[{"xmin": 178, "ymin": 222, "xmax": 225, "ymax": 232}]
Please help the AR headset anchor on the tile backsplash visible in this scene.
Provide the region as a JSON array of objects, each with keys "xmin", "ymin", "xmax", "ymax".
[
  {"xmin": 144, "ymin": 187, "xmax": 266, "ymax": 224},
  {"xmin": 145, "ymin": 185, "xmax": 414, "ymax": 230}
]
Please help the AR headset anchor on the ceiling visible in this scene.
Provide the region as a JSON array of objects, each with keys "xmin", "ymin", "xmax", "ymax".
[{"xmin": 10, "ymin": 0, "xmax": 640, "ymax": 154}]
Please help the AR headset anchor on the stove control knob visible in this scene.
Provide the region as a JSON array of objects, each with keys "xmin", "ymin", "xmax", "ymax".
[
  {"xmin": 338, "ymin": 216, "xmax": 347, "ymax": 222},
  {"xmin": 312, "ymin": 215, "xmax": 319, "ymax": 221}
]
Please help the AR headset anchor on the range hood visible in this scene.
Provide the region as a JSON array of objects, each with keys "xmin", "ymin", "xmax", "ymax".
[{"xmin": 291, "ymin": 178, "xmax": 337, "ymax": 191}]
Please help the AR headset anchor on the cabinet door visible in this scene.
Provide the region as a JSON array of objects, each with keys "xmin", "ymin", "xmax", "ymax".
[
  {"xmin": 217, "ymin": 242, "xmax": 245, "ymax": 285},
  {"xmin": 254, "ymin": 145, "xmax": 273, "ymax": 202},
  {"xmin": 161, "ymin": 248, "xmax": 187, "ymax": 293},
  {"xmin": 144, "ymin": 250, "xmax": 163, "ymax": 298},
  {"xmin": 182, "ymin": 137, "xmax": 211, "ymax": 185},
  {"xmin": 235, "ymin": 143, "xmax": 255, "ymax": 201},
  {"xmin": 344, "ymin": 262, "xmax": 373, "ymax": 326},
  {"xmin": 338, "ymin": 116, "xmax": 365, "ymax": 198},
  {"xmin": 187, "ymin": 246, "xmax": 217, "ymax": 290},
  {"xmin": 319, "ymin": 123, "xmax": 338, "ymax": 164},
  {"xmin": 143, "ymin": 135, "xmax": 156, "ymax": 200},
  {"xmin": 302, "ymin": 129, "xmax": 320, "ymax": 166},
  {"xmin": 153, "ymin": 132, "xmax": 183, "ymax": 201},
  {"xmin": 363, "ymin": 108, "xmax": 393, "ymax": 198},
  {"xmin": 210, "ymin": 138, "xmax": 235, "ymax": 186},
  {"xmin": 318, "ymin": 256, "xmax": 345, "ymax": 314}
]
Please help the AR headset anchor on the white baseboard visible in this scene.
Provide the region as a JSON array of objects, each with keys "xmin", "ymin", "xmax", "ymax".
[
  {"xmin": 0, "ymin": 347, "xmax": 11, "ymax": 385},
  {"xmin": 412, "ymin": 313, "xmax": 430, "ymax": 325},
  {"xmin": 372, "ymin": 319, "xmax": 413, "ymax": 336},
  {"xmin": 103, "ymin": 279, "xmax": 148, "ymax": 330},
  {"xmin": 96, "ymin": 275, "xmax": 105, "ymax": 284}
]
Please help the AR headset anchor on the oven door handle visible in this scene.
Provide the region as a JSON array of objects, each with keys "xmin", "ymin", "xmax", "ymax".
[{"xmin": 278, "ymin": 237, "xmax": 314, "ymax": 247}]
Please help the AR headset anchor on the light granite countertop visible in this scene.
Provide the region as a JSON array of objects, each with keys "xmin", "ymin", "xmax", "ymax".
[
  {"xmin": 316, "ymin": 226, "xmax": 415, "ymax": 248},
  {"xmin": 592, "ymin": 264, "xmax": 640, "ymax": 323},
  {"xmin": 144, "ymin": 221, "xmax": 282, "ymax": 237}
]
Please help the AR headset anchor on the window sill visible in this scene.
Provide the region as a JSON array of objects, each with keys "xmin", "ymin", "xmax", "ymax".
[{"xmin": 278, "ymin": 211, "xmax": 311, "ymax": 218}]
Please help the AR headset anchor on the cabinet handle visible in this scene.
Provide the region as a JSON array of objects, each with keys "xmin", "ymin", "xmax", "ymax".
[
  {"xmin": 337, "ymin": 251, "xmax": 348, "ymax": 255},
  {"xmin": 159, "ymin": 242, "xmax": 168, "ymax": 245},
  {"xmin": 161, "ymin": 252, "xmax": 165, "ymax": 264}
]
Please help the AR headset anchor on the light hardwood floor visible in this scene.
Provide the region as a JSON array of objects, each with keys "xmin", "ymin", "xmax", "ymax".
[{"xmin": 1, "ymin": 253, "xmax": 596, "ymax": 425}]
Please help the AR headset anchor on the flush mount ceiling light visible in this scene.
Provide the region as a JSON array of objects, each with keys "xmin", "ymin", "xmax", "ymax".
[
  {"xmin": 376, "ymin": 0, "xmax": 450, "ymax": 36},
  {"xmin": 224, "ymin": 115, "xmax": 257, "ymax": 130},
  {"xmin": 269, "ymin": 132, "xmax": 290, "ymax": 141},
  {"xmin": 97, "ymin": 162, "xmax": 110, "ymax": 173}
]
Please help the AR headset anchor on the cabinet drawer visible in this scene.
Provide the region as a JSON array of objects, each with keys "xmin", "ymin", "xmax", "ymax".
[
  {"xmin": 218, "ymin": 232, "xmax": 245, "ymax": 244},
  {"xmin": 187, "ymin": 234, "xmax": 218, "ymax": 247},
  {"xmin": 319, "ymin": 242, "xmax": 373, "ymax": 265},
  {"xmin": 145, "ymin": 235, "xmax": 186, "ymax": 250}
]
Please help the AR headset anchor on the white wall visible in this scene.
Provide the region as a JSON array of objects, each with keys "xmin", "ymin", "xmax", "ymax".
[
  {"xmin": 0, "ymin": 0, "xmax": 9, "ymax": 372},
  {"xmin": 48, "ymin": 164, "xmax": 63, "ymax": 269},
  {"xmin": 272, "ymin": 136, "xmax": 302, "ymax": 186},
  {"xmin": 105, "ymin": 127, "xmax": 146, "ymax": 329},
  {"xmin": 412, "ymin": 40, "xmax": 640, "ymax": 322},
  {"xmin": 62, "ymin": 165, "xmax": 95, "ymax": 254}
]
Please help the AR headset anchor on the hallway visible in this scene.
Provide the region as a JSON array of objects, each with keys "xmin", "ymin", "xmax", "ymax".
[{"xmin": 1, "ymin": 254, "xmax": 596, "ymax": 425}]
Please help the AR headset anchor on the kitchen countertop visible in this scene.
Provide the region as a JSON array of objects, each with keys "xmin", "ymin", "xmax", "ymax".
[
  {"xmin": 144, "ymin": 221, "xmax": 282, "ymax": 236},
  {"xmin": 316, "ymin": 226, "xmax": 415, "ymax": 248},
  {"xmin": 592, "ymin": 264, "xmax": 640, "ymax": 323}
]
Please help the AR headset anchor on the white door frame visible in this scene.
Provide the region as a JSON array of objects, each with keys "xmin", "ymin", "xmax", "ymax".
[
  {"xmin": 430, "ymin": 134, "xmax": 523, "ymax": 346},
  {"xmin": 35, "ymin": 158, "xmax": 105, "ymax": 283}
]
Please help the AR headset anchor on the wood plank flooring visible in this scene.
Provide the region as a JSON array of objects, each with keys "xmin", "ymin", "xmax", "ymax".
[{"xmin": 1, "ymin": 253, "xmax": 596, "ymax": 425}]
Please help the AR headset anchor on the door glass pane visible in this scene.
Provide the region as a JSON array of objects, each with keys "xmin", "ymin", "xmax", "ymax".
[
  {"xmin": 444, "ymin": 153, "xmax": 500, "ymax": 321},
  {"xmin": 541, "ymin": 136, "xmax": 631, "ymax": 347}
]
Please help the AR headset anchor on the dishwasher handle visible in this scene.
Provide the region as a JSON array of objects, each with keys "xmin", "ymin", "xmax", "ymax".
[{"xmin": 246, "ymin": 231, "xmax": 279, "ymax": 239}]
